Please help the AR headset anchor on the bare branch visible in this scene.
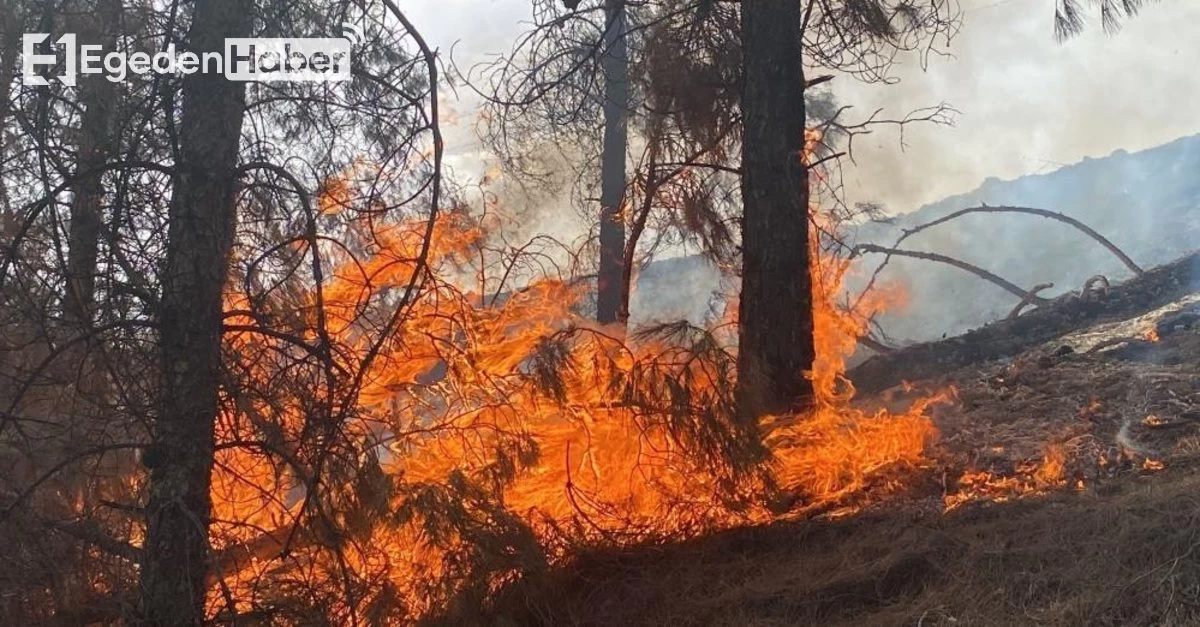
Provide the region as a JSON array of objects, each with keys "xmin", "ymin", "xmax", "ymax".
[{"xmin": 853, "ymin": 243, "xmax": 1052, "ymax": 304}]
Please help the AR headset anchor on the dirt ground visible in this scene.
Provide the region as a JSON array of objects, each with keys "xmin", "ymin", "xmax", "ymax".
[{"xmin": 913, "ymin": 295, "xmax": 1200, "ymax": 506}]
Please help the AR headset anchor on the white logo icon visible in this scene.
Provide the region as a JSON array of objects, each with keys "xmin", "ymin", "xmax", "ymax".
[{"xmin": 341, "ymin": 22, "xmax": 365, "ymax": 48}]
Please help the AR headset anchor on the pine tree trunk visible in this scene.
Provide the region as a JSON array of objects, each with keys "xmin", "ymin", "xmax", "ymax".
[
  {"xmin": 64, "ymin": 0, "xmax": 119, "ymax": 328},
  {"xmin": 139, "ymin": 0, "xmax": 250, "ymax": 622},
  {"xmin": 736, "ymin": 0, "xmax": 815, "ymax": 417},
  {"xmin": 596, "ymin": 0, "xmax": 628, "ymax": 325},
  {"xmin": 0, "ymin": 2, "xmax": 19, "ymax": 215}
]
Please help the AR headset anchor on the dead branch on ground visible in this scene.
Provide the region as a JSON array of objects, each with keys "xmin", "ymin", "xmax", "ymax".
[
  {"xmin": 1083, "ymin": 275, "xmax": 1111, "ymax": 300},
  {"xmin": 1009, "ymin": 283, "xmax": 1056, "ymax": 320},
  {"xmin": 853, "ymin": 205, "xmax": 1142, "ymax": 319}
]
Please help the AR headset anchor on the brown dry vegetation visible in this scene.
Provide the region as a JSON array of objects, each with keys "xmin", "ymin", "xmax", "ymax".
[
  {"xmin": 481, "ymin": 296, "xmax": 1200, "ymax": 627},
  {"xmin": 487, "ymin": 468, "xmax": 1200, "ymax": 626}
]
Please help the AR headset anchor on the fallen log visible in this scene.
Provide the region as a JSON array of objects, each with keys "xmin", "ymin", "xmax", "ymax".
[{"xmin": 848, "ymin": 252, "xmax": 1200, "ymax": 395}]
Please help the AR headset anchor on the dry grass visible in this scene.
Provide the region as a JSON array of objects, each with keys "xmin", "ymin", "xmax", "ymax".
[
  {"xmin": 474, "ymin": 310, "xmax": 1200, "ymax": 627},
  {"xmin": 483, "ymin": 466, "xmax": 1200, "ymax": 626}
]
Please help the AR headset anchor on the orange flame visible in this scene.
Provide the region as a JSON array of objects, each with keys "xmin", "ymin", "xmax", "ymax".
[{"xmin": 206, "ymin": 146, "xmax": 949, "ymax": 619}]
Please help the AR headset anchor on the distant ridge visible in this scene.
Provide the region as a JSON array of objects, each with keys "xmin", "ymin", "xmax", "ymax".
[{"xmin": 849, "ymin": 132, "xmax": 1200, "ymax": 342}]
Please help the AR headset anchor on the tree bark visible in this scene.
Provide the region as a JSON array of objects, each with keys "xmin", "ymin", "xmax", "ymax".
[
  {"xmin": 736, "ymin": 0, "xmax": 815, "ymax": 417},
  {"xmin": 0, "ymin": 1, "xmax": 20, "ymax": 215},
  {"xmin": 596, "ymin": 0, "xmax": 628, "ymax": 325},
  {"xmin": 139, "ymin": 0, "xmax": 251, "ymax": 622},
  {"xmin": 64, "ymin": 0, "xmax": 119, "ymax": 328}
]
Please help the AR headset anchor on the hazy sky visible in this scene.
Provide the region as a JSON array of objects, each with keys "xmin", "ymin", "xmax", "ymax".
[{"xmin": 404, "ymin": 0, "xmax": 1200, "ymax": 215}]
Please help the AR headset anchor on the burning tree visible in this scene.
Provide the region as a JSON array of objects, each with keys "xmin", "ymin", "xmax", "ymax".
[
  {"xmin": 139, "ymin": 0, "xmax": 253, "ymax": 621},
  {"xmin": 0, "ymin": 0, "xmax": 441, "ymax": 620},
  {"xmin": 477, "ymin": 0, "xmax": 958, "ymax": 418},
  {"xmin": 736, "ymin": 0, "xmax": 816, "ymax": 417},
  {"xmin": 0, "ymin": 0, "xmax": 963, "ymax": 623},
  {"xmin": 736, "ymin": 0, "xmax": 961, "ymax": 416}
]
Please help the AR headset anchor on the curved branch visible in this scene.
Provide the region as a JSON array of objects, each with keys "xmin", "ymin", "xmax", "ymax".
[
  {"xmin": 900, "ymin": 205, "xmax": 1143, "ymax": 276},
  {"xmin": 856, "ymin": 334, "xmax": 895, "ymax": 354},
  {"xmin": 853, "ymin": 203, "xmax": 1142, "ymax": 314},
  {"xmin": 854, "ymin": 243, "xmax": 1051, "ymax": 304},
  {"xmin": 1008, "ymin": 282, "xmax": 1055, "ymax": 319}
]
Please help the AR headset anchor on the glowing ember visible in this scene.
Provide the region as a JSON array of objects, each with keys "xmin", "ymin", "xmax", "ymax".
[{"xmin": 944, "ymin": 444, "xmax": 1068, "ymax": 512}]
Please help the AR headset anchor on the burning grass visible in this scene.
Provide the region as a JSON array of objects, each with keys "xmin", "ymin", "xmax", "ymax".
[
  {"xmin": 205, "ymin": 179, "xmax": 953, "ymax": 621},
  {"xmin": 481, "ymin": 298, "xmax": 1200, "ymax": 626},
  {"xmin": 485, "ymin": 464, "xmax": 1200, "ymax": 626},
  {"xmin": 203, "ymin": 162, "xmax": 1200, "ymax": 623}
]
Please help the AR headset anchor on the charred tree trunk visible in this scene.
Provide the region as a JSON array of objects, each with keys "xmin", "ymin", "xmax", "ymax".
[
  {"xmin": 139, "ymin": 0, "xmax": 250, "ymax": 622},
  {"xmin": 736, "ymin": 0, "xmax": 815, "ymax": 417},
  {"xmin": 596, "ymin": 0, "xmax": 628, "ymax": 325},
  {"xmin": 64, "ymin": 0, "xmax": 119, "ymax": 328}
]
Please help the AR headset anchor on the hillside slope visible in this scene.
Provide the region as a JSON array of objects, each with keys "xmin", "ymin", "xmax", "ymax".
[
  {"xmin": 631, "ymin": 133, "xmax": 1200, "ymax": 342},
  {"xmin": 483, "ymin": 286, "xmax": 1200, "ymax": 627},
  {"xmin": 852, "ymin": 133, "xmax": 1200, "ymax": 343},
  {"xmin": 490, "ymin": 469, "xmax": 1200, "ymax": 626}
]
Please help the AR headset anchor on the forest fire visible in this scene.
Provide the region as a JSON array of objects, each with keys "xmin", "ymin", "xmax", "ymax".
[
  {"xmin": 190, "ymin": 109, "xmax": 1190, "ymax": 619},
  {"xmin": 3, "ymin": 0, "xmax": 1194, "ymax": 623},
  {"xmin": 199, "ymin": 166, "xmax": 965, "ymax": 620}
]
